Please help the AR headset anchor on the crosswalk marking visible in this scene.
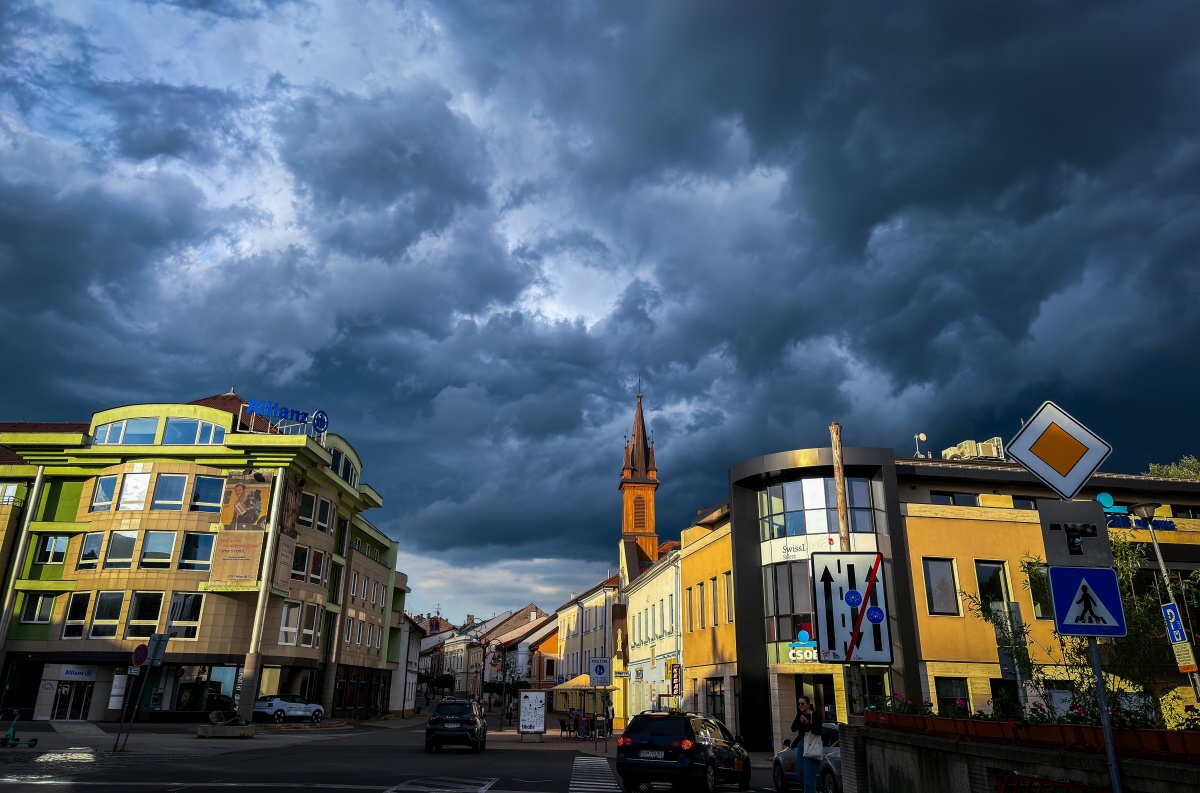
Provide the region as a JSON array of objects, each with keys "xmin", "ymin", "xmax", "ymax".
[
  {"xmin": 384, "ymin": 778, "xmax": 497, "ymax": 793},
  {"xmin": 569, "ymin": 758, "xmax": 619, "ymax": 793}
]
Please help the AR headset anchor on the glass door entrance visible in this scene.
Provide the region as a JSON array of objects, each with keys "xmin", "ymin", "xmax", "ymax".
[{"xmin": 51, "ymin": 681, "xmax": 94, "ymax": 720}]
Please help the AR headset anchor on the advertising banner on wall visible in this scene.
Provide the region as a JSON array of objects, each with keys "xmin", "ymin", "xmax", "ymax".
[
  {"xmin": 760, "ymin": 532, "xmax": 877, "ymax": 565},
  {"xmin": 273, "ymin": 533, "xmax": 296, "ymax": 594},
  {"xmin": 209, "ymin": 531, "xmax": 266, "ymax": 589},
  {"xmin": 220, "ymin": 471, "xmax": 273, "ymax": 530}
]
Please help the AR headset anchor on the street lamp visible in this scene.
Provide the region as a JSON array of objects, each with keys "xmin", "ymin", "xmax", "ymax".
[{"xmin": 1130, "ymin": 502, "xmax": 1200, "ymax": 700}]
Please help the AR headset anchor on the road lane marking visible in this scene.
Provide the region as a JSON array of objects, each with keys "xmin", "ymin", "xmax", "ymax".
[{"xmin": 569, "ymin": 758, "xmax": 619, "ymax": 793}]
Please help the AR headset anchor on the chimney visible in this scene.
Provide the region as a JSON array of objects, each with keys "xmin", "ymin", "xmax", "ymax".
[{"xmin": 465, "ymin": 614, "xmax": 474, "ymax": 627}]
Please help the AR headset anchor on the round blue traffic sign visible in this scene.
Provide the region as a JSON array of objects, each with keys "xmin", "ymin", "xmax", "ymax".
[
  {"xmin": 132, "ymin": 643, "xmax": 149, "ymax": 667},
  {"xmin": 845, "ymin": 590, "xmax": 863, "ymax": 608},
  {"xmin": 866, "ymin": 607, "xmax": 885, "ymax": 625}
]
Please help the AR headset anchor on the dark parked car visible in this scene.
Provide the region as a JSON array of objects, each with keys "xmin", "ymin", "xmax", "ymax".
[
  {"xmin": 425, "ymin": 698, "xmax": 487, "ymax": 753},
  {"xmin": 616, "ymin": 711, "xmax": 750, "ymax": 793},
  {"xmin": 772, "ymin": 723, "xmax": 841, "ymax": 793}
]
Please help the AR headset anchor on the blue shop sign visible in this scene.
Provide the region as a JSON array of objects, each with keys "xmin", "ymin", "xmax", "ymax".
[{"xmin": 244, "ymin": 400, "xmax": 329, "ymax": 435}]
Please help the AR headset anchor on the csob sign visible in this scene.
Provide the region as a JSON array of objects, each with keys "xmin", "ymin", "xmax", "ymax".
[
  {"xmin": 244, "ymin": 400, "xmax": 329, "ymax": 433},
  {"xmin": 787, "ymin": 629, "xmax": 820, "ymax": 662}
]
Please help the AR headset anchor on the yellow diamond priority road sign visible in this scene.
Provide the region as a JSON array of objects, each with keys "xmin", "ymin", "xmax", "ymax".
[{"xmin": 1008, "ymin": 402, "xmax": 1112, "ymax": 501}]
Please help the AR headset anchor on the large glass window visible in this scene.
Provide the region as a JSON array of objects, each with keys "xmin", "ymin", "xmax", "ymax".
[
  {"xmin": 975, "ymin": 561, "xmax": 1011, "ymax": 604},
  {"xmin": 758, "ymin": 474, "xmax": 880, "ymax": 540},
  {"xmin": 20, "ymin": 594, "xmax": 55, "ymax": 623},
  {"xmin": 279, "ymin": 601, "xmax": 301, "ymax": 645},
  {"xmin": 118, "ymin": 473, "xmax": 151, "ymax": 511},
  {"xmin": 63, "ymin": 592, "xmax": 90, "ymax": 638},
  {"xmin": 935, "ymin": 677, "xmax": 970, "ymax": 716},
  {"xmin": 292, "ymin": 546, "xmax": 309, "ymax": 582},
  {"xmin": 1030, "ymin": 564, "xmax": 1054, "ymax": 620},
  {"xmin": 316, "ymin": 499, "xmax": 332, "ymax": 533},
  {"xmin": 298, "ymin": 493, "xmax": 315, "ymax": 528},
  {"xmin": 93, "ymin": 418, "xmax": 158, "ymax": 445},
  {"xmin": 126, "ymin": 592, "xmax": 163, "ymax": 638},
  {"xmin": 167, "ymin": 592, "xmax": 204, "ymax": 639},
  {"xmin": 309, "ymin": 550, "xmax": 326, "ymax": 585},
  {"xmin": 190, "ymin": 476, "xmax": 224, "ymax": 512},
  {"xmin": 162, "ymin": 418, "xmax": 226, "ymax": 445},
  {"xmin": 704, "ymin": 679, "xmax": 726, "ymax": 724},
  {"xmin": 151, "ymin": 474, "xmax": 187, "ymax": 510},
  {"xmin": 104, "ymin": 531, "xmax": 137, "ymax": 569},
  {"xmin": 301, "ymin": 604, "xmax": 319, "ymax": 647},
  {"xmin": 179, "ymin": 533, "xmax": 215, "ymax": 571},
  {"xmin": 91, "ymin": 475, "xmax": 117, "ymax": 512},
  {"xmin": 34, "ymin": 535, "xmax": 68, "ymax": 565},
  {"xmin": 77, "ymin": 532, "xmax": 103, "ymax": 569},
  {"xmin": 90, "ymin": 591, "xmax": 124, "ymax": 638},
  {"xmin": 762, "ymin": 562, "xmax": 814, "ymax": 644},
  {"xmin": 923, "ymin": 558, "xmax": 960, "ymax": 616},
  {"xmin": 140, "ymin": 532, "xmax": 175, "ymax": 569}
]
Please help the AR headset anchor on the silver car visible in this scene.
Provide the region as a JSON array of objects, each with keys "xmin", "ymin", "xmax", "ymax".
[
  {"xmin": 253, "ymin": 694, "xmax": 324, "ymax": 723},
  {"xmin": 772, "ymin": 723, "xmax": 841, "ymax": 793}
]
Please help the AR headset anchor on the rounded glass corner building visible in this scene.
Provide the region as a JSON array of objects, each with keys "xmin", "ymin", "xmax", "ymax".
[{"xmin": 726, "ymin": 446, "xmax": 919, "ymax": 751}]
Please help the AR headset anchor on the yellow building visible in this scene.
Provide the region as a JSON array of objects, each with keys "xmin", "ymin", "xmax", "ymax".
[
  {"xmin": 553, "ymin": 575, "xmax": 618, "ymax": 714},
  {"xmin": 679, "ymin": 502, "xmax": 740, "ymax": 734},
  {"xmin": 627, "ymin": 541, "xmax": 681, "ymax": 716}
]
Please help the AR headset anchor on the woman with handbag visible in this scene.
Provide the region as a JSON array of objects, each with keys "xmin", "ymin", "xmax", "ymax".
[{"xmin": 795, "ymin": 694, "xmax": 823, "ymax": 793}]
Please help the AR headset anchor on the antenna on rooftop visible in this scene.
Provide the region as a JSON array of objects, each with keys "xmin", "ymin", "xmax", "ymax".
[{"xmin": 914, "ymin": 432, "xmax": 927, "ymax": 458}]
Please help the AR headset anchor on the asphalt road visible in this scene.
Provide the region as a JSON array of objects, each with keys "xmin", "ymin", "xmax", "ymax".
[{"xmin": 0, "ymin": 716, "xmax": 779, "ymax": 793}]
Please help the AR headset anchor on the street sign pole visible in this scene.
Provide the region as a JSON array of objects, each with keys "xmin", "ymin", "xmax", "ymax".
[
  {"xmin": 1142, "ymin": 518, "xmax": 1200, "ymax": 700},
  {"xmin": 1088, "ymin": 637, "xmax": 1123, "ymax": 793},
  {"xmin": 830, "ymin": 422, "xmax": 861, "ymax": 717}
]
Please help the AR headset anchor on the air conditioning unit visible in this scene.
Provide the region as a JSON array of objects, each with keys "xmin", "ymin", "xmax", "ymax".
[
  {"xmin": 941, "ymin": 447, "xmax": 962, "ymax": 460},
  {"xmin": 978, "ymin": 441, "xmax": 999, "ymax": 458},
  {"xmin": 956, "ymin": 440, "xmax": 979, "ymax": 459}
]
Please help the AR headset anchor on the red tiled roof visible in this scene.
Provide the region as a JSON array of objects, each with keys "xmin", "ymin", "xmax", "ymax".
[
  {"xmin": 0, "ymin": 445, "xmax": 27, "ymax": 465},
  {"xmin": 657, "ymin": 541, "xmax": 680, "ymax": 555},
  {"xmin": 0, "ymin": 422, "xmax": 90, "ymax": 434},
  {"xmin": 189, "ymin": 392, "xmax": 273, "ymax": 433}
]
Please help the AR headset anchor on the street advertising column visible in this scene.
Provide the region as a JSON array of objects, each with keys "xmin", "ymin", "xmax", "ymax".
[{"xmin": 519, "ymin": 690, "xmax": 546, "ymax": 734}]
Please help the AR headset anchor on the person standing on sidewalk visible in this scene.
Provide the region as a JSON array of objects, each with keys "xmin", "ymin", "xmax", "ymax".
[{"xmin": 605, "ymin": 698, "xmax": 615, "ymax": 736}]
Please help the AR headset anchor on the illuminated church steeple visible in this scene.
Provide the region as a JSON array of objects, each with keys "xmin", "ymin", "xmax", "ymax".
[{"xmin": 618, "ymin": 388, "xmax": 660, "ymax": 586}]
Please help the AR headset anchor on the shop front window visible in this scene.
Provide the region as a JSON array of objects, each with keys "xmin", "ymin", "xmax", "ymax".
[{"xmin": 757, "ymin": 474, "xmax": 883, "ymax": 541}]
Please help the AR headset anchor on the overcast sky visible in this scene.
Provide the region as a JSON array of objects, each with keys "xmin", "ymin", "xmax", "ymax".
[{"xmin": 3, "ymin": 1, "xmax": 1198, "ymax": 621}]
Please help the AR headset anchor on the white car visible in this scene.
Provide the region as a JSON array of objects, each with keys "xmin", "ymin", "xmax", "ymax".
[{"xmin": 253, "ymin": 694, "xmax": 324, "ymax": 723}]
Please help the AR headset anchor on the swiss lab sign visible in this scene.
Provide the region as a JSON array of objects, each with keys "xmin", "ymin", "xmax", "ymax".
[{"xmin": 760, "ymin": 532, "xmax": 877, "ymax": 565}]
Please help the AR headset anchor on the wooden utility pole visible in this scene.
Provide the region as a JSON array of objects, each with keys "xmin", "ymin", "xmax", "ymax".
[{"xmin": 830, "ymin": 422, "xmax": 860, "ymax": 717}]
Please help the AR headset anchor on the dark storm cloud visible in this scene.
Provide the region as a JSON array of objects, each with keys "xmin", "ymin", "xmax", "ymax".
[
  {"xmin": 144, "ymin": 0, "xmax": 303, "ymax": 21},
  {"xmin": 4, "ymin": 0, "xmax": 1200, "ymax": 614},
  {"xmin": 93, "ymin": 82, "xmax": 253, "ymax": 164},
  {"xmin": 275, "ymin": 84, "xmax": 491, "ymax": 257}
]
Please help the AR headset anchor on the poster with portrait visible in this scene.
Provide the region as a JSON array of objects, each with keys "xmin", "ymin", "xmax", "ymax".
[
  {"xmin": 279, "ymin": 476, "xmax": 301, "ymax": 539},
  {"xmin": 220, "ymin": 471, "xmax": 273, "ymax": 530}
]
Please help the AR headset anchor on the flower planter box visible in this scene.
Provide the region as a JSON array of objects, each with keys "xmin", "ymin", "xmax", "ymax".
[
  {"xmin": 1023, "ymin": 724, "xmax": 1066, "ymax": 745},
  {"xmin": 929, "ymin": 716, "xmax": 959, "ymax": 736},
  {"xmin": 971, "ymin": 721, "xmax": 1006, "ymax": 740}
]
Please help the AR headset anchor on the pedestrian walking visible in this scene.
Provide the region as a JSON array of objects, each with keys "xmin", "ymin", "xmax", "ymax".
[
  {"xmin": 605, "ymin": 698, "xmax": 615, "ymax": 736},
  {"xmin": 792, "ymin": 694, "xmax": 821, "ymax": 793}
]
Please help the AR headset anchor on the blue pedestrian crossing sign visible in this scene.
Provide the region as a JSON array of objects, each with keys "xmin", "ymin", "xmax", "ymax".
[
  {"xmin": 1163, "ymin": 603, "xmax": 1187, "ymax": 644},
  {"xmin": 1049, "ymin": 567, "xmax": 1126, "ymax": 637}
]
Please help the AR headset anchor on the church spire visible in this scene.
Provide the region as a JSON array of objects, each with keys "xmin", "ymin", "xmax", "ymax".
[
  {"xmin": 624, "ymin": 392, "xmax": 655, "ymax": 482},
  {"xmin": 618, "ymin": 386, "xmax": 660, "ymax": 583}
]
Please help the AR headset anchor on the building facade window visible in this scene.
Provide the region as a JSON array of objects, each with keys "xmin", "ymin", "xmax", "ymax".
[
  {"xmin": 975, "ymin": 560, "xmax": 1011, "ymax": 604},
  {"xmin": 77, "ymin": 533, "xmax": 103, "ymax": 570},
  {"xmin": 757, "ymin": 475, "xmax": 881, "ymax": 541},
  {"xmin": 190, "ymin": 476, "xmax": 224, "ymax": 512},
  {"xmin": 291, "ymin": 546, "xmax": 309, "ymax": 582},
  {"xmin": 934, "ymin": 677, "xmax": 970, "ymax": 715},
  {"xmin": 167, "ymin": 592, "xmax": 204, "ymax": 639},
  {"xmin": 309, "ymin": 550, "xmax": 326, "ymax": 585},
  {"xmin": 762, "ymin": 561, "xmax": 813, "ymax": 644},
  {"xmin": 298, "ymin": 493, "xmax": 316, "ymax": 528},
  {"xmin": 697, "ymin": 582, "xmax": 706, "ymax": 630},
  {"xmin": 301, "ymin": 604, "xmax": 319, "ymax": 647},
  {"xmin": 1030, "ymin": 564, "xmax": 1054, "ymax": 620},
  {"xmin": 93, "ymin": 418, "xmax": 158, "ymax": 445},
  {"xmin": 140, "ymin": 532, "xmax": 176, "ymax": 569},
  {"xmin": 34, "ymin": 535, "xmax": 68, "ymax": 565},
  {"xmin": 279, "ymin": 601, "xmax": 301, "ymax": 645},
  {"xmin": 316, "ymin": 498, "xmax": 332, "ymax": 533},
  {"xmin": 179, "ymin": 533, "xmax": 215, "ymax": 571},
  {"xmin": 90, "ymin": 475, "xmax": 117, "ymax": 512},
  {"xmin": 634, "ymin": 497, "xmax": 647, "ymax": 529},
  {"xmin": 345, "ymin": 617, "xmax": 353, "ymax": 643},
  {"xmin": 710, "ymin": 577, "xmax": 718, "ymax": 626},
  {"xmin": 90, "ymin": 591, "xmax": 124, "ymax": 638},
  {"xmin": 63, "ymin": 592, "xmax": 90, "ymax": 638},
  {"xmin": 930, "ymin": 491, "xmax": 978, "ymax": 507},
  {"xmin": 705, "ymin": 678, "xmax": 726, "ymax": 723},
  {"xmin": 104, "ymin": 531, "xmax": 138, "ymax": 570},
  {"xmin": 118, "ymin": 473, "xmax": 151, "ymax": 511},
  {"xmin": 162, "ymin": 417, "xmax": 225, "ymax": 445},
  {"xmin": 20, "ymin": 593, "xmax": 55, "ymax": 623},
  {"xmin": 923, "ymin": 558, "xmax": 960, "ymax": 616},
  {"xmin": 685, "ymin": 588, "xmax": 693, "ymax": 632},
  {"xmin": 724, "ymin": 571, "xmax": 735, "ymax": 623},
  {"xmin": 350, "ymin": 572, "xmax": 359, "ymax": 602},
  {"xmin": 151, "ymin": 474, "xmax": 187, "ymax": 510},
  {"xmin": 126, "ymin": 592, "xmax": 163, "ymax": 638}
]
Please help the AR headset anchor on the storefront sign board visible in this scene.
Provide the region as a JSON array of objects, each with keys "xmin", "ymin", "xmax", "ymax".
[{"xmin": 209, "ymin": 531, "xmax": 265, "ymax": 588}]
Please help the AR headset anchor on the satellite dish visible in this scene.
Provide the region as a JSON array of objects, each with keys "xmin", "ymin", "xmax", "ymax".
[{"xmin": 918, "ymin": 433, "xmax": 927, "ymax": 442}]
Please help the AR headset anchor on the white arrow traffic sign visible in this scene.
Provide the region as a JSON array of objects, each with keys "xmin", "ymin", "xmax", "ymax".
[{"xmin": 811, "ymin": 552, "xmax": 893, "ymax": 664}]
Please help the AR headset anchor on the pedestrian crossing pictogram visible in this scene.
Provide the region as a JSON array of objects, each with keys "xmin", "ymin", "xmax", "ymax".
[{"xmin": 1049, "ymin": 566, "xmax": 1127, "ymax": 638}]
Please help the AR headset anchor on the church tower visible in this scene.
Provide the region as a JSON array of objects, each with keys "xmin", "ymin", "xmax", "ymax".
[{"xmin": 618, "ymin": 389, "xmax": 660, "ymax": 587}]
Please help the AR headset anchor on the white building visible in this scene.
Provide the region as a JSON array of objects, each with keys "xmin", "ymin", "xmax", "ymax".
[{"xmin": 626, "ymin": 544, "xmax": 682, "ymax": 715}]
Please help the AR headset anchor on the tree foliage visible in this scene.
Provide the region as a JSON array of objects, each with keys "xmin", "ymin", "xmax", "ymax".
[
  {"xmin": 1145, "ymin": 454, "xmax": 1200, "ymax": 481},
  {"xmin": 963, "ymin": 534, "xmax": 1170, "ymax": 727}
]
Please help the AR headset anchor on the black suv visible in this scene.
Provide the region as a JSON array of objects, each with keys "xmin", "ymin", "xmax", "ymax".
[
  {"xmin": 425, "ymin": 698, "xmax": 487, "ymax": 753},
  {"xmin": 617, "ymin": 711, "xmax": 750, "ymax": 793}
]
